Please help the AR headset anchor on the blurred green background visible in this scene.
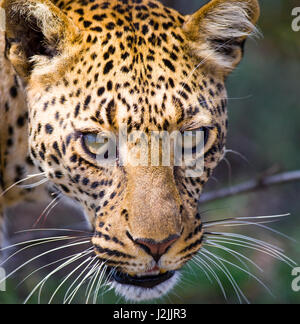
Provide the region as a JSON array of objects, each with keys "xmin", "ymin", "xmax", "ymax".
[{"xmin": 1, "ymin": 0, "xmax": 300, "ymax": 304}]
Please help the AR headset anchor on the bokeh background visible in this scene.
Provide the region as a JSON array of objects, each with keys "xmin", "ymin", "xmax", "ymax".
[{"xmin": 0, "ymin": 0, "xmax": 299, "ymax": 304}]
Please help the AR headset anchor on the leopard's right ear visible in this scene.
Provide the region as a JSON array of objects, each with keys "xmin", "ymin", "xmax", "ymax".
[
  {"xmin": 2, "ymin": 0, "xmax": 81, "ymax": 78},
  {"xmin": 182, "ymin": 0, "xmax": 260, "ymax": 76}
]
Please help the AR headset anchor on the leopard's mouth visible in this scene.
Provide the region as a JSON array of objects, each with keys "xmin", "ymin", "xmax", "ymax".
[
  {"xmin": 112, "ymin": 270, "xmax": 175, "ymax": 289},
  {"xmin": 108, "ymin": 268, "xmax": 180, "ymax": 301}
]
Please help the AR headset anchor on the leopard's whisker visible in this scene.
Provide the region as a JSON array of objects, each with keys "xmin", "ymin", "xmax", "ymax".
[
  {"xmin": 38, "ymin": 249, "xmax": 94, "ymax": 304},
  {"xmin": 85, "ymin": 263, "xmax": 100, "ymax": 301},
  {"xmin": 91, "ymin": 266, "xmax": 104, "ymax": 304},
  {"xmin": 85, "ymin": 261, "xmax": 99, "ymax": 296},
  {"xmin": 199, "ymin": 250, "xmax": 246, "ymax": 303},
  {"xmin": 202, "ymin": 247, "xmax": 274, "ymax": 299},
  {"xmin": 207, "ymin": 219, "xmax": 285, "ymax": 227},
  {"xmin": 23, "ymin": 251, "xmax": 94, "ymax": 304},
  {"xmin": 206, "ymin": 235, "xmax": 292, "ymax": 266},
  {"xmin": 33, "ymin": 194, "xmax": 63, "ymax": 228},
  {"xmin": 204, "ymin": 239, "xmax": 262, "ymax": 272},
  {"xmin": 48, "ymin": 249, "xmax": 95, "ymax": 304},
  {"xmin": 94, "ymin": 266, "xmax": 108, "ymax": 304},
  {"xmin": 192, "ymin": 255, "xmax": 228, "ymax": 300},
  {"xmin": 207, "ymin": 220, "xmax": 295, "ymax": 243},
  {"xmin": 203, "ymin": 214, "xmax": 290, "ymax": 226},
  {"xmin": 17, "ymin": 247, "xmax": 93, "ymax": 288},
  {"xmin": 225, "ymin": 149, "xmax": 252, "ymax": 167},
  {"xmin": 206, "ymin": 235, "xmax": 295, "ymax": 267},
  {"xmin": 204, "ymin": 241, "xmax": 253, "ymax": 275},
  {"xmin": 64, "ymin": 257, "xmax": 98, "ymax": 304},
  {"xmin": 0, "ymin": 235, "xmax": 77, "ymax": 252},
  {"xmin": 206, "ymin": 234, "xmax": 283, "ymax": 253},
  {"xmin": 0, "ymin": 173, "xmax": 46, "ymax": 198},
  {"xmin": 85, "ymin": 261, "xmax": 102, "ymax": 304},
  {"xmin": 63, "ymin": 255, "xmax": 104, "ymax": 304},
  {"xmin": 93, "ymin": 264, "xmax": 109, "ymax": 304},
  {"xmin": 65, "ymin": 256, "xmax": 99, "ymax": 304},
  {"xmin": 63, "ymin": 257, "xmax": 96, "ymax": 304},
  {"xmin": 206, "ymin": 231, "xmax": 296, "ymax": 266},
  {"xmin": 104, "ymin": 267, "xmax": 118, "ymax": 294},
  {"xmin": 184, "ymin": 260, "xmax": 200, "ymax": 280},
  {"xmin": 40, "ymin": 200, "xmax": 61, "ymax": 226},
  {"xmin": 189, "ymin": 257, "xmax": 213, "ymax": 284},
  {"xmin": 18, "ymin": 178, "xmax": 49, "ymax": 189},
  {"xmin": 0, "ymin": 240, "xmax": 91, "ymax": 285},
  {"xmin": 203, "ymin": 214, "xmax": 293, "ymax": 240},
  {"xmin": 15, "ymin": 228, "xmax": 93, "ymax": 236},
  {"xmin": 222, "ymin": 156, "xmax": 233, "ymax": 185},
  {"xmin": 0, "ymin": 236, "xmax": 82, "ymax": 266}
]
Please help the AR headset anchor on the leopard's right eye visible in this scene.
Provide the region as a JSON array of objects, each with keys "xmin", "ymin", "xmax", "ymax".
[{"xmin": 178, "ymin": 126, "xmax": 217, "ymax": 156}]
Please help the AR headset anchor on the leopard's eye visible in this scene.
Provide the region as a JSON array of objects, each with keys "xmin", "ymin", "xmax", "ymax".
[
  {"xmin": 82, "ymin": 133, "xmax": 110, "ymax": 158},
  {"xmin": 201, "ymin": 127, "xmax": 218, "ymax": 153},
  {"xmin": 180, "ymin": 127, "xmax": 217, "ymax": 155}
]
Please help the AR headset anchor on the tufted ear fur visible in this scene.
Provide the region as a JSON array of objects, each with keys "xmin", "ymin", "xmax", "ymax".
[
  {"xmin": 2, "ymin": 0, "xmax": 80, "ymax": 78},
  {"xmin": 183, "ymin": 0, "xmax": 260, "ymax": 75}
]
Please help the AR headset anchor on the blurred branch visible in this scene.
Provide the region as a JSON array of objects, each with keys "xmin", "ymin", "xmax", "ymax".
[{"xmin": 200, "ymin": 170, "xmax": 300, "ymax": 204}]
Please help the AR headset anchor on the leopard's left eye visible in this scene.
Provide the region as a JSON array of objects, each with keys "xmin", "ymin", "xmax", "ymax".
[{"xmin": 82, "ymin": 133, "xmax": 110, "ymax": 158}]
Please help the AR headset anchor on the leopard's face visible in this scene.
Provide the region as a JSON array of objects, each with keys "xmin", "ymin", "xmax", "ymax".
[{"xmin": 4, "ymin": 0, "xmax": 259, "ymax": 301}]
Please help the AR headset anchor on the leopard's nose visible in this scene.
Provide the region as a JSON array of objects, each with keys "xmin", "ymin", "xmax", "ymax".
[{"xmin": 134, "ymin": 234, "xmax": 180, "ymax": 263}]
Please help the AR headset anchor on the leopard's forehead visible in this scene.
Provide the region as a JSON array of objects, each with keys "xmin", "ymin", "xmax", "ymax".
[{"xmin": 32, "ymin": 0, "xmax": 227, "ymax": 134}]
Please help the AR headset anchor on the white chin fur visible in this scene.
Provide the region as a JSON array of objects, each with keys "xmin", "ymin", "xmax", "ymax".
[{"xmin": 110, "ymin": 272, "xmax": 181, "ymax": 302}]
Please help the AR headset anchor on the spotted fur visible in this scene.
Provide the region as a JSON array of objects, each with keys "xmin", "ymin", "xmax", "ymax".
[{"xmin": 0, "ymin": 0, "xmax": 259, "ymax": 301}]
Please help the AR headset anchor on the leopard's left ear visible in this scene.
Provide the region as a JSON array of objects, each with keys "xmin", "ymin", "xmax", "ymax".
[{"xmin": 183, "ymin": 0, "xmax": 260, "ymax": 75}]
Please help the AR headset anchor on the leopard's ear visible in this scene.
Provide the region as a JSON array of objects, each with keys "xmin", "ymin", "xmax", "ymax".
[
  {"xmin": 183, "ymin": 0, "xmax": 260, "ymax": 75},
  {"xmin": 2, "ymin": 0, "xmax": 80, "ymax": 78}
]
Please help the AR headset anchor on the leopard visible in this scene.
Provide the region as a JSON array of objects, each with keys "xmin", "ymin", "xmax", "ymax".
[{"xmin": 0, "ymin": 0, "xmax": 260, "ymax": 302}]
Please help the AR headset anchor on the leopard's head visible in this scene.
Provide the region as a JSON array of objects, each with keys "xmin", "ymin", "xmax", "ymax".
[{"xmin": 3, "ymin": 0, "xmax": 259, "ymax": 301}]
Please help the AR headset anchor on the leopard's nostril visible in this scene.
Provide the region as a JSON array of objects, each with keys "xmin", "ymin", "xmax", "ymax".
[{"xmin": 134, "ymin": 234, "xmax": 180, "ymax": 263}]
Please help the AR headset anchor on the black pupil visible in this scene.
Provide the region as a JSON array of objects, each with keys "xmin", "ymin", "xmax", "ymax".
[{"xmin": 192, "ymin": 127, "xmax": 209, "ymax": 154}]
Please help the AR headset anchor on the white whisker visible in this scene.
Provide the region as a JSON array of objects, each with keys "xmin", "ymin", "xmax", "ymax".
[
  {"xmin": 204, "ymin": 239, "xmax": 263, "ymax": 272},
  {"xmin": 18, "ymin": 248, "xmax": 93, "ymax": 288},
  {"xmin": 33, "ymin": 194, "xmax": 62, "ymax": 227},
  {"xmin": 225, "ymin": 149, "xmax": 252, "ymax": 167},
  {"xmin": 65, "ymin": 257, "xmax": 98, "ymax": 304},
  {"xmin": 15, "ymin": 228, "xmax": 93, "ymax": 235},
  {"xmin": 199, "ymin": 250, "xmax": 245, "ymax": 303},
  {"xmin": 0, "ymin": 236, "xmax": 79, "ymax": 266},
  {"xmin": 207, "ymin": 231, "xmax": 296, "ymax": 266},
  {"xmin": 0, "ymin": 173, "xmax": 46, "ymax": 198},
  {"xmin": 93, "ymin": 265, "xmax": 108, "ymax": 304},
  {"xmin": 207, "ymin": 235, "xmax": 295, "ymax": 267},
  {"xmin": 202, "ymin": 248, "xmax": 274, "ymax": 299},
  {"xmin": 192, "ymin": 255, "xmax": 227, "ymax": 300},
  {"xmin": 18, "ymin": 178, "xmax": 48, "ymax": 189},
  {"xmin": 24, "ymin": 252, "xmax": 93, "ymax": 304},
  {"xmin": 48, "ymin": 249, "xmax": 94, "ymax": 304},
  {"xmin": 0, "ymin": 240, "xmax": 91, "ymax": 286},
  {"xmin": 85, "ymin": 261, "xmax": 102, "ymax": 304}
]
